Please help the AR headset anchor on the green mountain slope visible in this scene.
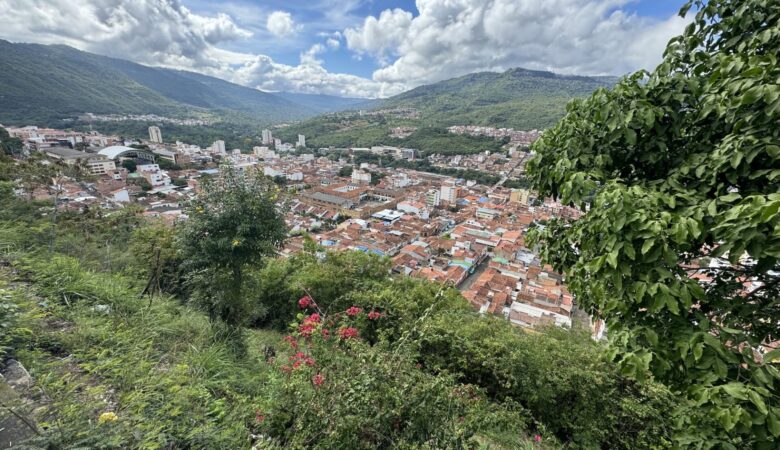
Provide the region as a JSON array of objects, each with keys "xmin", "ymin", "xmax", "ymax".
[
  {"xmin": 279, "ymin": 68, "xmax": 616, "ymax": 151},
  {"xmin": 379, "ymin": 68, "xmax": 617, "ymax": 129},
  {"xmin": 274, "ymin": 92, "xmax": 375, "ymax": 114},
  {"xmin": 0, "ymin": 40, "xmax": 313, "ymax": 125}
]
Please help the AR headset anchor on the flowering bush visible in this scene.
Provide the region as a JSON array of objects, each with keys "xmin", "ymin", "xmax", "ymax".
[{"xmin": 259, "ymin": 306, "xmax": 528, "ymax": 449}]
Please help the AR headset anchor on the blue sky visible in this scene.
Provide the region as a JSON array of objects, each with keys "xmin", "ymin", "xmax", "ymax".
[{"xmin": 0, "ymin": 0, "xmax": 691, "ymax": 97}]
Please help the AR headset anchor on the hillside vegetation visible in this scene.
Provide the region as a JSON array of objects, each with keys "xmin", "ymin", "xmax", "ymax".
[
  {"xmin": 380, "ymin": 68, "xmax": 616, "ymax": 129},
  {"xmin": 0, "ymin": 40, "xmax": 318, "ymax": 126},
  {"xmin": 0, "ymin": 160, "xmax": 674, "ymax": 449}
]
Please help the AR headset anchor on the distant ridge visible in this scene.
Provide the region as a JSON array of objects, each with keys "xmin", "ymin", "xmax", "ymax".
[
  {"xmin": 0, "ymin": 40, "xmax": 367, "ymax": 126},
  {"xmin": 372, "ymin": 67, "xmax": 617, "ymax": 129}
]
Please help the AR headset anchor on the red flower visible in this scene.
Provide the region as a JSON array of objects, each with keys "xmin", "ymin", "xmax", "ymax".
[
  {"xmin": 304, "ymin": 313, "xmax": 321, "ymax": 324},
  {"xmin": 321, "ymin": 328, "xmax": 330, "ymax": 339},
  {"xmin": 346, "ymin": 306, "xmax": 363, "ymax": 316},
  {"xmin": 534, "ymin": 435, "xmax": 542, "ymax": 443},
  {"xmin": 305, "ymin": 357, "xmax": 316, "ymax": 366},
  {"xmin": 280, "ymin": 365, "xmax": 291, "ymax": 374},
  {"xmin": 299, "ymin": 323, "xmax": 316, "ymax": 337},
  {"xmin": 292, "ymin": 359, "xmax": 302, "ymax": 369},
  {"xmin": 298, "ymin": 295, "xmax": 312, "ymax": 309},
  {"xmin": 338, "ymin": 327, "xmax": 359, "ymax": 340},
  {"xmin": 367, "ymin": 310, "xmax": 382, "ymax": 320},
  {"xmin": 255, "ymin": 410, "xmax": 266, "ymax": 423},
  {"xmin": 283, "ymin": 335, "xmax": 298, "ymax": 349},
  {"xmin": 312, "ymin": 373, "xmax": 325, "ymax": 387}
]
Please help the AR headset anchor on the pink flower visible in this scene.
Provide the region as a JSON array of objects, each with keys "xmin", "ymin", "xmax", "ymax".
[
  {"xmin": 312, "ymin": 373, "xmax": 325, "ymax": 387},
  {"xmin": 338, "ymin": 327, "xmax": 359, "ymax": 340},
  {"xmin": 321, "ymin": 328, "xmax": 330, "ymax": 339},
  {"xmin": 368, "ymin": 310, "xmax": 382, "ymax": 320},
  {"xmin": 298, "ymin": 295, "xmax": 312, "ymax": 309},
  {"xmin": 304, "ymin": 313, "xmax": 321, "ymax": 324},
  {"xmin": 283, "ymin": 335, "xmax": 298, "ymax": 349},
  {"xmin": 299, "ymin": 323, "xmax": 316, "ymax": 337},
  {"xmin": 280, "ymin": 365, "xmax": 291, "ymax": 374},
  {"xmin": 255, "ymin": 410, "xmax": 266, "ymax": 423},
  {"xmin": 346, "ymin": 306, "xmax": 363, "ymax": 317},
  {"xmin": 292, "ymin": 360, "xmax": 302, "ymax": 369},
  {"xmin": 304, "ymin": 357, "xmax": 316, "ymax": 367},
  {"xmin": 534, "ymin": 435, "xmax": 542, "ymax": 443}
]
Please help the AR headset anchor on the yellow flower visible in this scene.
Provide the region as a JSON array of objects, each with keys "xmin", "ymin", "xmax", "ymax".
[
  {"xmin": 98, "ymin": 412, "xmax": 118, "ymax": 424},
  {"xmin": 232, "ymin": 239, "xmax": 241, "ymax": 247},
  {"xmin": 196, "ymin": 206, "xmax": 204, "ymax": 214}
]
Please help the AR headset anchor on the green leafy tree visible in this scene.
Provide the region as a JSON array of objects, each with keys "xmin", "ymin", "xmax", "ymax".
[
  {"xmin": 177, "ymin": 164, "xmax": 286, "ymax": 347},
  {"xmin": 527, "ymin": 1, "xmax": 780, "ymax": 447},
  {"xmin": 338, "ymin": 165, "xmax": 353, "ymax": 177},
  {"xmin": 0, "ymin": 126, "xmax": 24, "ymax": 156}
]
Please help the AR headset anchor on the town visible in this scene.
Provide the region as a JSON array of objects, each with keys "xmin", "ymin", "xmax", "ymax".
[{"xmin": 2, "ymin": 122, "xmax": 601, "ymax": 336}]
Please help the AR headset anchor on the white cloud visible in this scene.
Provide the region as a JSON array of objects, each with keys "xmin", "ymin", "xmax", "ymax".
[
  {"xmin": 233, "ymin": 55, "xmax": 393, "ymax": 98},
  {"xmin": 326, "ymin": 38, "xmax": 340, "ymax": 49},
  {"xmin": 346, "ymin": 0, "xmax": 689, "ymax": 88},
  {"xmin": 344, "ymin": 8, "xmax": 413, "ymax": 64},
  {"xmin": 0, "ymin": 0, "xmax": 251, "ymax": 73},
  {"xmin": 266, "ymin": 11, "xmax": 299, "ymax": 37}
]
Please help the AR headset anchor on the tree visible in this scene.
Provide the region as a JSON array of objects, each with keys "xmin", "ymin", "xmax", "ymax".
[
  {"xmin": 338, "ymin": 165, "xmax": 353, "ymax": 177},
  {"xmin": 121, "ymin": 159, "xmax": 137, "ymax": 173},
  {"xmin": 177, "ymin": 164, "xmax": 286, "ymax": 348},
  {"xmin": 526, "ymin": 1, "xmax": 779, "ymax": 447},
  {"xmin": 0, "ymin": 127, "xmax": 23, "ymax": 156}
]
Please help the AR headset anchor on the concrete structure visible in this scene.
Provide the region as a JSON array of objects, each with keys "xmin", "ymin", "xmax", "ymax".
[
  {"xmin": 441, "ymin": 185, "xmax": 461, "ymax": 204},
  {"xmin": 425, "ymin": 189, "xmax": 441, "ymax": 207},
  {"xmin": 98, "ymin": 145, "xmax": 155, "ymax": 162},
  {"xmin": 210, "ymin": 140, "xmax": 226, "ymax": 155},
  {"xmin": 148, "ymin": 126, "xmax": 162, "ymax": 144},
  {"xmin": 297, "ymin": 134, "xmax": 306, "ymax": 148},
  {"xmin": 351, "ymin": 169, "xmax": 372, "ymax": 184},
  {"xmin": 85, "ymin": 159, "xmax": 117, "ymax": 175},
  {"xmin": 262, "ymin": 129, "xmax": 273, "ymax": 145}
]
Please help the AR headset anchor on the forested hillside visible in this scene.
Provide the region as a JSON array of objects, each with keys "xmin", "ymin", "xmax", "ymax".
[{"xmin": 0, "ymin": 40, "xmax": 324, "ymax": 126}]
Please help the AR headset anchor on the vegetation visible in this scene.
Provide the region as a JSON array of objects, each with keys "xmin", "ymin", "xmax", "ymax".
[
  {"xmin": 0, "ymin": 40, "xmax": 314, "ymax": 126},
  {"xmin": 0, "ymin": 153, "xmax": 675, "ymax": 448},
  {"xmin": 177, "ymin": 165, "xmax": 287, "ymax": 348},
  {"xmin": 379, "ymin": 68, "xmax": 616, "ymax": 129},
  {"xmin": 527, "ymin": 1, "xmax": 780, "ymax": 447}
]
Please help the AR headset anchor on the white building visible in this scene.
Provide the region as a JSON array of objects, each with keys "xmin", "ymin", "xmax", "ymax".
[
  {"xmin": 441, "ymin": 185, "xmax": 460, "ymax": 203},
  {"xmin": 210, "ymin": 140, "xmax": 226, "ymax": 155},
  {"xmin": 148, "ymin": 126, "xmax": 163, "ymax": 144},
  {"xmin": 86, "ymin": 158, "xmax": 116, "ymax": 175},
  {"xmin": 297, "ymin": 134, "xmax": 306, "ymax": 148},
  {"xmin": 137, "ymin": 163, "xmax": 171, "ymax": 187},
  {"xmin": 351, "ymin": 169, "xmax": 372, "ymax": 184},
  {"xmin": 425, "ymin": 189, "xmax": 441, "ymax": 207},
  {"xmin": 262, "ymin": 129, "xmax": 273, "ymax": 145}
]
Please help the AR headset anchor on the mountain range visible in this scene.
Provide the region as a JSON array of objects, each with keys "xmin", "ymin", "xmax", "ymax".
[
  {"xmin": 0, "ymin": 40, "xmax": 616, "ymax": 133},
  {"xmin": 0, "ymin": 40, "xmax": 365, "ymax": 126}
]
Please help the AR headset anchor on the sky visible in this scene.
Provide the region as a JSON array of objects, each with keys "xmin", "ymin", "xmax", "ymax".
[{"xmin": 0, "ymin": 0, "xmax": 690, "ymax": 98}]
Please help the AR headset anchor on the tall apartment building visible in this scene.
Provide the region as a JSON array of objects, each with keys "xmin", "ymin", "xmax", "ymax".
[
  {"xmin": 262, "ymin": 129, "xmax": 273, "ymax": 144},
  {"xmin": 440, "ymin": 185, "xmax": 461, "ymax": 204},
  {"xmin": 211, "ymin": 140, "xmax": 226, "ymax": 155},
  {"xmin": 148, "ymin": 126, "xmax": 163, "ymax": 144},
  {"xmin": 297, "ymin": 134, "xmax": 306, "ymax": 148},
  {"xmin": 425, "ymin": 189, "xmax": 441, "ymax": 207}
]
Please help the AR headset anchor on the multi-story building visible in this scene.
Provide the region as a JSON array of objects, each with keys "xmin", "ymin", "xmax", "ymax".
[
  {"xmin": 441, "ymin": 185, "xmax": 461, "ymax": 204},
  {"xmin": 352, "ymin": 169, "xmax": 372, "ymax": 184},
  {"xmin": 210, "ymin": 140, "xmax": 226, "ymax": 155},
  {"xmin": 297, "ymin": 134, "xmax": 306, "ymax": 148},
  {"xmin": 425, "ymin": 189, "xmax": 441, "ymax": 207},
  {"xmin": 148, "ymin": 126, "xmax": 163, "ymax": 144},
  {"xmin": 262, "ymin": 129, "xmax": 273, "ymax": 145}
]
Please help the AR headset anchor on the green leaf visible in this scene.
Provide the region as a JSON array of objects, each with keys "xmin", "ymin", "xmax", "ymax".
[
  {"xmin": 641, "ymin": 239, "xmax": 655, "ymax": 255},
  {"xmin": 747, "ymin": 390, "xmax": 768, "ymax": 415}
]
